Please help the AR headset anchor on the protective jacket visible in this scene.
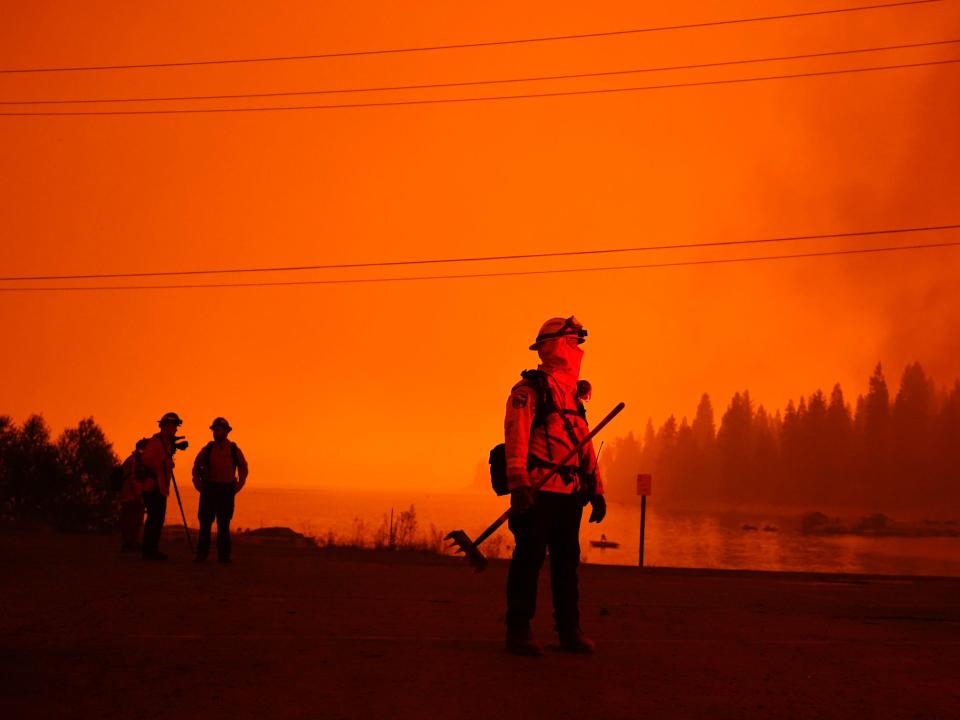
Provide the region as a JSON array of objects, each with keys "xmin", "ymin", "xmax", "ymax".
[
  {"xmin": 139, "ymin": 433, "xmax": 174, "ymax": 496},
  {"xmin": 193, "ymin": 441, "xmax": 248, "ymax": 487},
  {"xmin": 504, "ymin": 369, "xmax": 603, "ymax": 495}
]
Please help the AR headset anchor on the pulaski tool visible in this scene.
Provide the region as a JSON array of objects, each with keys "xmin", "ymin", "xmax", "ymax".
[{"xmin": 446, "ymin": 401, "xmax": 625, "ymax": 571}]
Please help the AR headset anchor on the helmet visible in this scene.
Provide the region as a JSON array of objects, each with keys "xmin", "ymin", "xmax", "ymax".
[
  {"xmin": 210, "ymin": 417, "xmax": 232, "ymax": 432},
  {"xmin": 158, "ymin": 412, "xmax": 183, "ymax": 427},
  {"xmin": 529, "ymin": 316, "xmax": 588, "ymax": 350}
]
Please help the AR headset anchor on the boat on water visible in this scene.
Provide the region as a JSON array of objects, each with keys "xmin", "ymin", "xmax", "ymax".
[{"xmin": 590, "ymin": 534, "xmax": 620, "ymax": 549}]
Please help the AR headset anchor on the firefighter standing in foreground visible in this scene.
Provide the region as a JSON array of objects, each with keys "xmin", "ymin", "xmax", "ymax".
[
  {"xmin": 504, "ymin": 316, "xmax": 606, "ymax": 656},
  {"xmin": 192, "ymin": 417, "xmax": 248, "ymax": 563}
]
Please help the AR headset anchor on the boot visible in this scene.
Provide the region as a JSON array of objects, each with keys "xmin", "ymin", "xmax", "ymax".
[
  {"xmin": 505, "ymin": 626, "xmax": 543, "ymax": 657},
  {"xmin": 558, "ymin": 627, "xmax": 596, "ymax": 654}
]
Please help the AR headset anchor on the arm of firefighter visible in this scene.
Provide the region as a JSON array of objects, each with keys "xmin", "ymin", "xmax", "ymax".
[
  {"xmin": 504, "ymin": 385, "xmax": 536, "ymax": 490},
  {"xmin": 580, "ymin": 437, "xmax": 604, "ymax": 495},
  {"xmin": 236, "ymin": 446, "xmax": 249, "ymax": 490},
  {"xmin": 191, "ymin": 451, "xmax": 203, "ymax": 491}
]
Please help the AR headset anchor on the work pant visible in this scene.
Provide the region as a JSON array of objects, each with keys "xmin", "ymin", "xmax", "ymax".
[
  {"xmin": 506, "ymin": 491, "xmax": 584, "ymax": 633},
  {"xmin": 141, "ymin": 490, "xmax": 167, "ymax": 558},
  {"xmin": 197, "ymin": 482, "xmax": 236, "ymax": 561},
  {"xmin": 119, "ymin": 498, "xmax": 144, "ymax": 547}
]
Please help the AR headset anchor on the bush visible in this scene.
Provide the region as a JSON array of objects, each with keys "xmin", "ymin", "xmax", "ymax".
[{"xmin": 0, "ymin": 414, "xmax": 120, "ymax": 531}]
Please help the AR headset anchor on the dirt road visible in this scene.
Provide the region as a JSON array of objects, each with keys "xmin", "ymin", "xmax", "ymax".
[{"xmin": 2, "ymin": 526, "xmax": 958, "ymax": 719}]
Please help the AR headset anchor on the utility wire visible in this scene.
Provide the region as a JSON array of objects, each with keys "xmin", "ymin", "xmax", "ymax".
[
  {"xmin": 2, "ymin": 224, "xmax": 957, "ymax": 282},
  {"xmin": 3, "ymin": 38, "xmax": 956, "ymax": 106},
  {"xmin": 2, "ymin": 240, "xmax": 958, "ymax": 292},
  {"xmin": 0, "ymin": 0, "xmax": 940, "ymax": 74},
  {"xmin": 2, "ymin": 57, "xmax": 957, "ymax": 116}
]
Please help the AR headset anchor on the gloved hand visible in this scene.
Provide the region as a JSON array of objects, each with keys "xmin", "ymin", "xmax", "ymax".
[
  {"xmin": 588, "ymin": 494, "xmax": 607, "ymax": 524},
  {"xmin": 510, "ymin": 486, "xmax": 535, "ymax": 513}
]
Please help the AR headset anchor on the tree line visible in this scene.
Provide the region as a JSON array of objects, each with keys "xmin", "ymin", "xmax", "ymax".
[
  {"xmin": 0, "ymin": 415, "xmax": 119, "ymax": 530},
  {"xmin": 600, "ymin": 362, "xmax": 960, "ymax": 511}
]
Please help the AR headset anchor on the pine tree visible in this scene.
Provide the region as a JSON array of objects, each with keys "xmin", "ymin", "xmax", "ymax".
[
  {"xmin": 856, "ymin": 363, "xmax": 891, "ymax": 506},
  {"xmin": 716, "ymin": 391, "xmax": 755, "ymax": 501},
  {"xmin": 825, "ymin": 383, "xmax": 854, "ymax": 503},
  {"xmin": 892, "ymin": 362, "xmax": 937, "ymax": 505}
]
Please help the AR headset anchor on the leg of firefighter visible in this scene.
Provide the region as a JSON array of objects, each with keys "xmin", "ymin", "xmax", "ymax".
[
  {"xmin": 549, "ymin": 494, "xmax": 595, "ymax": 653},
  {"xmin": 119, "ymin": 499, "xmax": 144, "ymax": 551},
  {"xmin": 141, "ymin": 490, "xmax": 167, "ymax": 561},
  {"xmin": 196, "ymin": 486, "xmax": 214, "ymax": 562},
  {"xmin": 506, "ymin": 500, "xmax": 548, "ymax": 656},
  {"xmin": 216, "ymin": 486, "xmax": 235, "ymax": 562}
]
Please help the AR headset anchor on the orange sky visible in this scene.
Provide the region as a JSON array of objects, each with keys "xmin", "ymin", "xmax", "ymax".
[{"xmin": 1, "ymin": 1, "xmax": 958, "ymax": 491}]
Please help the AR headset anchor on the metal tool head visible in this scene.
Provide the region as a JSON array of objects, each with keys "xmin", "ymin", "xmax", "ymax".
[{"xmin": 444, "ymin": 529, "xmax": 487, "ymax": 572}]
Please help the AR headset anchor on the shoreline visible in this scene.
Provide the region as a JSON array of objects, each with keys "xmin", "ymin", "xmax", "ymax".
[{"xmin": 7, "ymin": 520, "xmax": 959, "ymax": 582}]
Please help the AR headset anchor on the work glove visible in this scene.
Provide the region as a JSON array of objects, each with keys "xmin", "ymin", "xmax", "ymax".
[
  {"xmin": 588, "ymin": 494, "xmax": 607, "ymax": 524},
  {"xmin": 510, "ymin": 486, "xmax": 535, "ymax": 513}
]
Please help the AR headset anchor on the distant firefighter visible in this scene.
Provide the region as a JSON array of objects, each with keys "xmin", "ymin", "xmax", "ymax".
[
  {"xmin": 118, "ymin": 438, "xmax": 149, "ymax": 552},
  {"xmin": 503, "ymin": 316, "xmax": 606, "ymax": 656},
  {"xmin": 192, "ymin": 417, "xmax": 248, "ymax": 563},
  {"xmin": 138, "ymin": 412, "xmax": 186, "ymax": 561}
]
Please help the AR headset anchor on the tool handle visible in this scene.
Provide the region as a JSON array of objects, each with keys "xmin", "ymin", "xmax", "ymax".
[
  {"xmin": 528, "ymin": 401, "xmax": 624, "ymax": 494},
  {"xmin": 170, "ymin": 471, "xmax": 194, "ymax": 554},
  {"xmin": 472, "ymin": 401, "xmax": 625, "ymax": 548}
]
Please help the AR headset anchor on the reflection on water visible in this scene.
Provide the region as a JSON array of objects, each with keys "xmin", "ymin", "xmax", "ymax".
[{"xmin": 189, "ymin": 488, "xmax": 960, "ymax": 577}]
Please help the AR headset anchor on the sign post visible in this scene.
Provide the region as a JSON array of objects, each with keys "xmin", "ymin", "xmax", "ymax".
[{"xmin": 636, "ymin": 474, "xmax": 652, "ymax": 568}]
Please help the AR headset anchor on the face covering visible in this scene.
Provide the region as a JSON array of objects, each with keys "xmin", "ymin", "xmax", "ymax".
[{"xmin": 538, "ymin": 337, "xmax": 584, "ymax": 387}]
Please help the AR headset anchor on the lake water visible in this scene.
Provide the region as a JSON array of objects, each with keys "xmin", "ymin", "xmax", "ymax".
[{"xmin": 177, "ymin": 487, "xmax": 960, "ymax": 577}]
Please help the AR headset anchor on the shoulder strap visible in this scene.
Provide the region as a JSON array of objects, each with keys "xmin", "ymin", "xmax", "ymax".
[
  {"xmin": 533, "ymin": 371, "xmax": 585, "ymax": 461},
  {"xmin": 230, "ymin": 442, "xmax": 239, "ymax": 468},
  {"xmin": 519, "ymin": 369, "xmax": 555, "ymax": 429}
]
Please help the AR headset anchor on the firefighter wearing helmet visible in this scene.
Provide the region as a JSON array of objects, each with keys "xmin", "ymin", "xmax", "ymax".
[
  {"xmin": 138, "ymin": 412, "xmax": 186, "ymax": 561},
  {"xmin": 192, "ymin": 417, "xmax": 249, "ymax": 563},
  {"xmin": 503, "ymin": 316, "xmax": 606, "ymax": 655}
]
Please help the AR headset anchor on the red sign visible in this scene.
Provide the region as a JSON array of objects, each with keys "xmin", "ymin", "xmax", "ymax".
[{"xmin": 636, "ymin": 474, "xmax": 652, "ymax": 496}]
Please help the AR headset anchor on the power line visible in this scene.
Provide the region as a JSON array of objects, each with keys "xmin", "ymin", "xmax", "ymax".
[
  {"xmin": 2, "ymin": 224, "xmax": 958, "ymax": 282},
  {"xmin": 2, "ymin": 239, "xmax": 958, "ymax": 292},
  {"xmin": 3, "ymin": 38, "xmax": 956, "ymax": 106},
  {"xmin": 0, "ymin": 0, "xmax": 940, "ymax": 75},
  {"xmin": 2, "ymin": 57, "xmax": 957, "ymax": 116}
]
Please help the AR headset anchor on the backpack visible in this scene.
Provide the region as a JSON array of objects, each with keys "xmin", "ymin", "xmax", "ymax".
[
  {"xmin": 489, "ymin": 370, "xmax": 586, "ymax": 496},
  {"xmin": 111, "ymin": 438, "xmax": 151, "ymax": 492},
  {"xmin": 197, "ymin": 441, "xmax": 239, "ymax": 481}
]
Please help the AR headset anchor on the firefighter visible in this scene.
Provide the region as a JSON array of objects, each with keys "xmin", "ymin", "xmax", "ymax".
[
  {"xmin": 504, "ymin": 316, "xmax": 606, "ymax": 656},
  {"xmin": 118, "ymin": 438, "xmax": 149, "ymax": 552},
  {"xmin": 192, "ymin": 417, "xmax": 248, "ymax": 563},
  {"xmin": 138, "ymin": 412, "xmax": 182, "ymax": 561}
]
